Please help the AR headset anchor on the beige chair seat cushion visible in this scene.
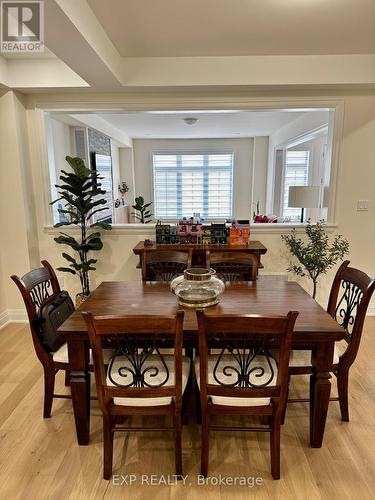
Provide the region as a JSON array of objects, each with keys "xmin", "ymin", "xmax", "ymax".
[
  {"xmin": 288, "ymin": 340, "xmax": 348, "ymax": 368},
  {"xmin": 107, "ymin": 354, "xmax": 191, "ymax": 407},
  {"xmin": 52, "ymin": 343, "xmax": 115, "ymax": 365},
  {"xmin": 194, "ymin": 354, "xmax": 278, "ymax": 407}
]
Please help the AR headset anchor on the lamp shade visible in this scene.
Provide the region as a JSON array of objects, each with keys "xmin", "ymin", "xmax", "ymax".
[{"xmin": 288, "ymin": 186, "xmax": 320, "ymax": 208}]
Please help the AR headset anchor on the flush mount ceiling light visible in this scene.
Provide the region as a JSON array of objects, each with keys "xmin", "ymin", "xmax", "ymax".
[{"xmin": 183, "ymin": 117, "xmax": 199, "ymax": 125}]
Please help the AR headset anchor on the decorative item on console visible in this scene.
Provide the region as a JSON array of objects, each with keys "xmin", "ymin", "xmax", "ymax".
[
  {"xmin": 253, "ymin": 200, "xmax": 278, "ymax": 223},
  {"xmin": 154, "ymin": 215, "xmax": 255, "ymax": 245}
]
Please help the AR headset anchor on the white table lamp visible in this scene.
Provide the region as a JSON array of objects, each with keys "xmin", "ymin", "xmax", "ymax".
[{"xmin": 288, "ymin": 186, "xmax": 320, "ymax": 223}]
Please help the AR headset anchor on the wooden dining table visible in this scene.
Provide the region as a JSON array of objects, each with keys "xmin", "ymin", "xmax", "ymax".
[{"xmin": 58, "ymin": 280, "xmax": 344, "ymax": 448}]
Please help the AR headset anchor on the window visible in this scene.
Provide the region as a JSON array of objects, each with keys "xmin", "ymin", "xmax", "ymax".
[
  {"xmin": 153, "ymin": 153, "xmax": 233, "ymax": 219},
  {"xmin": 282, "ymin": 149, "xmax": 310, "ymax": 220}
]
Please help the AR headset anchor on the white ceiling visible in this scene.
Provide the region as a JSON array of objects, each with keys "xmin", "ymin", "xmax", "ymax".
[
  {"xmin": 93, "ymin": 110, "xmax": 320, "ymax": 139},
  {"xmin": 88, "ymin": 0, "xmax": 375, "ymax": 57},
  {"xmin": 2, "ymin": 0, "xmax": 374, "ymax": 92}
]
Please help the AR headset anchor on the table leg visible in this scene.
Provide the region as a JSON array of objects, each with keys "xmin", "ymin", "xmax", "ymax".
[
  {"xmin": 309, "ymin": 341, "xmax": 334, "ymax": 447},
  {"xmin": 67, "ymin": 339, "xmax": 91, "ymax": 445}
]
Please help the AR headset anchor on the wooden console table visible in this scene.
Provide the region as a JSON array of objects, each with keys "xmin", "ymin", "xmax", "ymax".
[{"xmin": 133, "ymin": 240, "xmax": 267, "ymax": 277}]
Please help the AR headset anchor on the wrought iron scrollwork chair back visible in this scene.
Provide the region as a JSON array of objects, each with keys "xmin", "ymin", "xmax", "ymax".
[
  {"xmin": 142, "ymin": 249, "xmax": 193, "ymax": 282},
  {"xmin": 82, "ymin": 311, "xmax": 188, "ymax": 480},
  {"xmin": 196, "ymin": 310, "xmax": 299, "ymax": 479},
  {"xmin": 11, "ymin": 260, "xmax": 72, "ymax": 418},
  {"xmin": 286, "ymin": 260, "xmax": 375, "ymax": 422},
  {"xmin": 207, "ymin": 251, "xmax": 258, "ymax": 282}
]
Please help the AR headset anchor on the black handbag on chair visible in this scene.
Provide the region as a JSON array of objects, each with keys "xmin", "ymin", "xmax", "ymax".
[{"xmin": 35, "ymin": 291, "xmax": 75, "ymax": 352}]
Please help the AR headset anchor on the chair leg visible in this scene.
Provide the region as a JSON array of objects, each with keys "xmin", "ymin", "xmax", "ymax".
[
  {"xmin": 174, "ymin": 413, "xmax": 183, "ymax": 477},
  {"xmin": 64, "ymin": 369, "xmax": 71, "ymax": 387},
  {"xmin": 270, "ymin": 417, "xmax": 281, "ymax": 480},
  {"xmin": 281, "ymin": 375, "xmax": 290, "ymax": 424},
  {"xmin": 337, "ymin": 368, "xmax": 350, "ymax": 422},
  {"xmin": 43, "ymin": 366, "xmax": 55, "ymax": 418},
  {"xmin": 200, "ymin": 412, "xmax": 209, "ymax": 477},
  {"xmin": 103, "ymin": 415, "xmax": 114, "ymax": 480},
  {"xmin": 195, "ymin": 379, "xmax": 202, "ymax": 424}
]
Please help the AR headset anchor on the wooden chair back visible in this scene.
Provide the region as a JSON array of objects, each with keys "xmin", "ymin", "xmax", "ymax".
[
  {"xmin": 327, "ymin": 260, "xmax": 375, "ymax": 368},
  {"xmin": 11, "ymin": 260, "xmax": 61, "ymax": 363},
  {"xmin": 207, "ymin": 251, "xmax": 258, "ymax": 281},
  {"xmin": 142, "ymin": 250, "xmax": 192, "ymax": 282},
  {"xmin": 196, "ymin": 310, "xmax": 298, "ymax": 409},
  {"xmin": 82, "ymin": 311, "xmax": 185, "ymax": 415}
]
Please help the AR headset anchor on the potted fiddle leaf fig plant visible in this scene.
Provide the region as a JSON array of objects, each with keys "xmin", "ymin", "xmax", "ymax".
[
  {"xmin": 132, "ymin": 196, "xmax": 153, "ymax": 223},
  {"xmin": 281, "ymin": 220, "xmax": 349, "ymax": 299},
  {"xmin": 51, "ymin": 156, "xmax": 112, "ymax": 303}
]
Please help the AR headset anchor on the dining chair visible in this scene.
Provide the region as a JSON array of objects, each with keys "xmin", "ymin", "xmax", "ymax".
[
  {"xmin": 285, "ymin": 260, "xmax": 375, "ymax": 422},
  {"xmin": 11, "ymin": 260, "xmax": 114, "ymax": 418},
  {"xmin": 207, "ymin": 251, "xmax": 258, "ymax": 281},
  {"xmin": 82, "ymin": 310, "xmax": 190, "ymax": 480},
  {"xmin": 141, "ymin": 249, "xmax": 193, "ymax": 282},
  {"xmin": 11, "ymin": 260, "xmax": 75, "ymax": 418},
  {"xmin": 195, "ymin": 309, "xmax": 298, "ymax": 479}
]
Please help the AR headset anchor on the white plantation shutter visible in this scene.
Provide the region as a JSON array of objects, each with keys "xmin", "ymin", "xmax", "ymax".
[
  {"xmin": 282, "ymin": 150, "xmax": 310, "ymax": 219},
  {"xmin": 153, "ymin": 153, "xmax": 233, "ymax": 219}
]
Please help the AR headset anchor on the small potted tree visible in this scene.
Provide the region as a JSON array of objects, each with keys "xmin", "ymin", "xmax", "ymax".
[
  {"xmin": 281, "ymin": 220, "xmax": 349, "ymax": 299},
  {"xmin": 51, "ymin": 156, "xmax": 112, "ymax": 305}
]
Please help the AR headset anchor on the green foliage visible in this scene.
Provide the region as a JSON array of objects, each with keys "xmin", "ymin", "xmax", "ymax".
[
  {"xmin": 51, "ymin": 156, "xmax": 112, "ymax": 296},
  {"xmin": 118, "ymin": 181, "xmax": 129, "ymax": 195},
  {"xmin": 281, "ymin": 220, "xmax": 349, "ymax": 299},
  {"xmin": 132, "ymin": 196, "xmax": 153, "ymax": 224}
]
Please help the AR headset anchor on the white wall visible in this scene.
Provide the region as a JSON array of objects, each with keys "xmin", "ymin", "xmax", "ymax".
[
  {"xmin": 252, "ymin": 136, "xmax": 269, "ymax": 215},
  {"xmin": 49, "ymin": 117, "xmax": 73, "ymax": 180},
  {"xmin": 119, "ymin": 147, "xmax": 135, "ymax": 207},
  {"xmin": 110, "ymin": 142, "xmax": 120, "ymax": 199},
  {"xmin": 133, "ymin": 138, "xmax": 254, "ymax": 220},
  {"xmin": 0, "ymin": 92, "xmax": 32, "ymax": 320}
]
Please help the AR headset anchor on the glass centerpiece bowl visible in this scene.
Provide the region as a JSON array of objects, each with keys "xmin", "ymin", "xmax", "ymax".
[{"xmin": 170, "ymin": 268, "xmax": 225, "ymax": 308}]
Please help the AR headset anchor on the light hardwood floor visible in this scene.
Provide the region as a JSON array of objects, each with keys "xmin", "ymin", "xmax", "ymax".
[{"xmin": 1, "ymin": 319, "xmax": 375, "ymax": 500}]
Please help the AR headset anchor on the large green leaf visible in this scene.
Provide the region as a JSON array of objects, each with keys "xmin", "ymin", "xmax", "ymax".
[
  {"xmin": 86, "ymin": 232, "xmax": 102, "ymax": 241},
  {"xmin": 62, "ymin": 252, "xmax": 78, "ymax": 264},
  {"xmin": 56, "ymin": 266, "xmax": 77, "ymax": 275},
  {"xmin": 90, "ymin": 221, "xmax": 112, "ymax": 231},
  {"xmin": 84, "ymin": 237, "xmax": 103, "ymax": 251},
  {"xmin": 85, "ymin": 199, "xmax": 107, "ymax": 210},
  {"xmin": 65, "ymin": 156, "xmax": 91, "ymax": 179},
  {"xmin": 54, "ymin": 221, "xmax": 74, "ymax": 228},
  {"xmin": 87, "ymin": 207, "xmax": 108, "ymax": 220},
  {"xmin": 86, "ymin": 258, "xmax": 98, "ymax": 265},
  {"xmin": 54, "ymin": 234, "xmax": 81, "ymax": 251}
]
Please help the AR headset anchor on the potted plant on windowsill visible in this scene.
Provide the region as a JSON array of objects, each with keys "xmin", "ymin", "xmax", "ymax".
[
  {"xmin": 132, "ymin": 196, "xmax": 153, "ymax": 223},
  {"xmin": 118, "ymin": 181, "xmax": 129, "ymax": 206},
  {"xmin": 51, "ymin": 156, "xmax": 112, "ymax": 305},
  {"xmin": 281, "ymin": 220, "xmax": 349, "ymax": 299}
]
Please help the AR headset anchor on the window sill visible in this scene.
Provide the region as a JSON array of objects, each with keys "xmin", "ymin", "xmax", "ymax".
[{"xmin": 44, "ymin": 222, "xmax": 337, "ymax": 236}]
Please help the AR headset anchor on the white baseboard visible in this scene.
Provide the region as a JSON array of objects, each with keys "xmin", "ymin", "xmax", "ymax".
[
  {"xmin": 0, "ymin": 310, "xmax": 8, "ymax": 330},
  {"xmin": 0, "ymin": 309, "xmax": 28, "ymax": 330}
]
